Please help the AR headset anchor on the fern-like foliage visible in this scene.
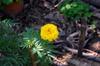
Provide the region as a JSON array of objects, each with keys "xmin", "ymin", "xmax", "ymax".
[
  {"xmin": 0, "ymin": 19, "xmax": 32, "ymax": 66},
  {"xmin": 22, "ymin": 28, "xmax": 56, "ymax": 66}
]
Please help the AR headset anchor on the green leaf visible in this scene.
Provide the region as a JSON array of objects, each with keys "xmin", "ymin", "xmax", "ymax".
[
  {"xmin": 58, "ymin": 1, "xmax": 92, "ymax": 21},
  {"xmin": 2, "ymin": 0, "xmax": 13, "ymax": 5}
]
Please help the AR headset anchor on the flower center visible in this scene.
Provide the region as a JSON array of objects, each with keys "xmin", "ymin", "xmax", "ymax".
[{"xmin": 47, "ymin": 29, "xmax": 52, "ymax": 34}]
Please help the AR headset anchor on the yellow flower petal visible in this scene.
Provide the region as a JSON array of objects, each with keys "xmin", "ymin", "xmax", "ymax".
[{"xmin": 40, "ymin": 23, "xmax": 59, "ymax": 42}]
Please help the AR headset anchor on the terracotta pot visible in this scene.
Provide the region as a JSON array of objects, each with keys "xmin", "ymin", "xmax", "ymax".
[{"xmin": 4, "ymin": 2, "xmax": 23, "ymax": 15}]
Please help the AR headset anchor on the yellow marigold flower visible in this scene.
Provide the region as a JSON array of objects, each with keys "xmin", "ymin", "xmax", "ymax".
[{"xmin": 40, "ymin": 23, "xmax": 59, "ymax": 41}]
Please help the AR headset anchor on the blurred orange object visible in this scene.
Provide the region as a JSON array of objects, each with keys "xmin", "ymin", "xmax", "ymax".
[{"xmin": 4, "ymin": 2, "xmax": 23, "ymax": 15}]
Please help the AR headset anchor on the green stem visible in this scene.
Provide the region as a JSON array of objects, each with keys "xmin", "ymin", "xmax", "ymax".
[{"xmin": 29, "ymin": 48, "xmax": 37, "ymax": 66}]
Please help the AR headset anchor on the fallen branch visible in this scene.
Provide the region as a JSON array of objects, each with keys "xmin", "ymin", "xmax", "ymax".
[
  {"xmin": 64, "ymin": 46, "xmax": 100, "ymax": 57},
  {"xmin": 63, "ymin": 46, "xmax": 100, "ymax": 62}
]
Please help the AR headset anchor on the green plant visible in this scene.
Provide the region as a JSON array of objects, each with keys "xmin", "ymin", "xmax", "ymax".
[
  {"xmin": 22, "ymin": 27, "xmax": 58, "ymax": 66},
  {"xmin": 0, "ymin": 19, "xmax": 31, "ymax": 66},
  {"xmin": 58, "ymin": 1, "xmax": 92, "ymax": 20},
  {"xmin": 0, "ymin": 0, "xmax": 20, "ymax": 5},
  {"xmin": 2, "ymin": 0, "xmax": 13, "ymax": 5},
  {"xmin": 0, "ymin": 0, "xmax": 13, "ymax": 10}
]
